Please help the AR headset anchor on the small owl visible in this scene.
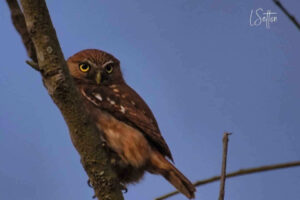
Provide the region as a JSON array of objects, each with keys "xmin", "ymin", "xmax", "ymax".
[{"xmin": 67, "ymin": 49, "xmax": 195, "ymax": 199}]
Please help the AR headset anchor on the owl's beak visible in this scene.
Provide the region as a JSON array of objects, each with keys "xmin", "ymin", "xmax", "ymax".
[{"xmin": 96, "ymin": 71, "xmax": 102, "ymax": 85}]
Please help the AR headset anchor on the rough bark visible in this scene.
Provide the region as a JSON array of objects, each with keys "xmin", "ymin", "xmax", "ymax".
[{"xmin": 7, "ymin": 0, "xmax": 124, "ymax": 199}]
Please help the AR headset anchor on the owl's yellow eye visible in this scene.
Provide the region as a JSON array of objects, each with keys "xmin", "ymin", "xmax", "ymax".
[
  {"xmin": 105, "ymin": 64, "xmax": 113, "ymax": 73},
  {"xmin": 79, "ymin": 63, "xmax": 90, "ymax": 72}
]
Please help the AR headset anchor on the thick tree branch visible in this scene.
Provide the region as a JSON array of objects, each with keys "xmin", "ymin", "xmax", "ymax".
[
  {"xmin": 218, "ymin": 133, "xmax": 231, "ymax": 200},
  {"xmin": 156, "ymin": 161, "xmax": 300, "ymax": 200},
  {"xmin": 6, "ymin": 0, "xmax": 124, "ymax": 199},
  {"xmin": 273, "ymin": 0, "xmax": 300, "ymax": 30}
]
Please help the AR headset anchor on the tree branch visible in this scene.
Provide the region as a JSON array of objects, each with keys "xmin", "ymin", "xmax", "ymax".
[
  {"xmin": 156, "ymin": 161, "xmax": 300, "ymax": 200},
  {"xmin": 218, "ymin": 133, "xmax": 231, "ymax": 200},
  {"xmin": 273, "ymin": 0, "xmax": 300, "ymax": 30},
  {"xmin": 6, "ymin": 0, "xmax": 37, "ymax": 64},
  {"xmin": 6, "ymin": 0, "xmax": 124, "ymax": 199}
]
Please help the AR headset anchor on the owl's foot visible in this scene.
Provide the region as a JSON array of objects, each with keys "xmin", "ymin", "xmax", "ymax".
[
  {"xmin": 88, "ymin": 179, "xmax": 128, "ymax": 195},
  {"xmin": 87, "ymin": 180, "xmax": 97, "ymax": 199},
  {"xmin": 120, "ymin": 183, "xmax": 128, "ymax": 193},
  {"xmin": 87, "ymin": 179, "xmax": 93, "ymax": 188}
]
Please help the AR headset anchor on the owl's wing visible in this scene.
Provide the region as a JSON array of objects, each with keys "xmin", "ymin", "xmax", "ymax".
[{"xmin": 82, "ymin": 84, "xmax": 173, "ymax": 161}]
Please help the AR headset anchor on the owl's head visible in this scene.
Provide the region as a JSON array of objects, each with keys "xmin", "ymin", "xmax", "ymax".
[{"xmin": 67, "ymin": 49, "xmax": 124, "ymax": 86}]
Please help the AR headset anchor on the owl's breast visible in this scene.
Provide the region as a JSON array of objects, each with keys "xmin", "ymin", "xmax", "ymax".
[
  {"xmin": 80, "ymin": 88, "xmax": 152, "ymax": 169},
  {"xmin": 98, "ymin": 109, "xmax": 151, "ymax": 168}
]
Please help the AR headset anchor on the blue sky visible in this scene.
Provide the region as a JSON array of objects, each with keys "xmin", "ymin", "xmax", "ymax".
[{"xmin": 1, "ymin": 1, "xmax": 300, "ymax": 200}]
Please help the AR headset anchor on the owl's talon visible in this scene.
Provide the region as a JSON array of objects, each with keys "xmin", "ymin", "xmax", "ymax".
[
  {"xmin": 120, "ymin": 183, "xmax": 128, "ymax": 193},
  {"xmin": 87, "ymin": 179, "xmax": 96, "ymax": 198},
  {"xmin": 87, "ymin": 179, "xmax": 93, "ymax": 188}
]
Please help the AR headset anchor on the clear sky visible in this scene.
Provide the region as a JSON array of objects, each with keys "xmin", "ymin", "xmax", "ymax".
[{"xmin": 1, "ymin": 1, "xmax": 300, "ymax": 200}]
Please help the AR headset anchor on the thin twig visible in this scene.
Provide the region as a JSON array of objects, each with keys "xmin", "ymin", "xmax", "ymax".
[
  {"xmin": 6, "ymin": 0, "xmax": 38, "ymax": 63},
  {"xmin": 218, "ymin": 133, "xmax": 231, "ymax": 200},
  {"xmin": 273, "ymin": 0, "xmax": 300, "ymax": 30},
  {"xmin": 155, "ymin": 161, "xmax": 300, "ymax": 200}
]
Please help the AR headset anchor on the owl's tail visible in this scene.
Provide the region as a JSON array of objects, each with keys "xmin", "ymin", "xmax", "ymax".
[{"xmin": 149, "ymin": 151, "xmax": 196, "ymax": 199}]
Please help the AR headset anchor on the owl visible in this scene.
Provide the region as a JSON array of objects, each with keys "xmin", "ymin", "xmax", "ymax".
[{"xmin": 67, "ymin": 49, "xmax": 196, "ymax": 199}]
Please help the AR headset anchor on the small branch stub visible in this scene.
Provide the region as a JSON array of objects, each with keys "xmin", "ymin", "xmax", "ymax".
[{"xmin": 26, "ymin": 60, "xmax": 40, "ymax": 71}]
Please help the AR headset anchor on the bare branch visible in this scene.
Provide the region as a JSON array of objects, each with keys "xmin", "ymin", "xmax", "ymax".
[
  {"xmin": 6, "ymin": 0, "xmax": 37, "ymax": 63},
  {"xmin": 156, "ymin": 161, "xmax": 300, "ymax": 200},
  {"xmin": 273, "ymin": 0, "xmax": 300, "ymax": 30},
  {"xmin": 6, "ymin": 0, "xmax": 124, "ymax": 199},
  {"xmin": 218, "ymin": 133, "xmax": 231, "ymax": 200}
]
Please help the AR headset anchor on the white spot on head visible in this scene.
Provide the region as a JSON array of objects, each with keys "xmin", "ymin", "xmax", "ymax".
[
  {"xmin": 131, "ymin": 101, "xmax": 136, "ymax": 105},
  {"xmin": 113, "ymin": 88, "xmax": 119, "ymax": 93},
  {"xmin": 110, "ymin": 84, "xmax": 117, "ymax": 88},
  {"xmin": 93, "ymin": 93, "xmax": 102, "ymax": 101},
  {"xmin": 120, "ymin": 105, "xmax": 126, "ymax": 113}
]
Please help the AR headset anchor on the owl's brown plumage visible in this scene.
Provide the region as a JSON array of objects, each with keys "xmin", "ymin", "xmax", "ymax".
[{"xmin": 67, "ymin": 49, "xmax": 196, "ymax": 199}]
